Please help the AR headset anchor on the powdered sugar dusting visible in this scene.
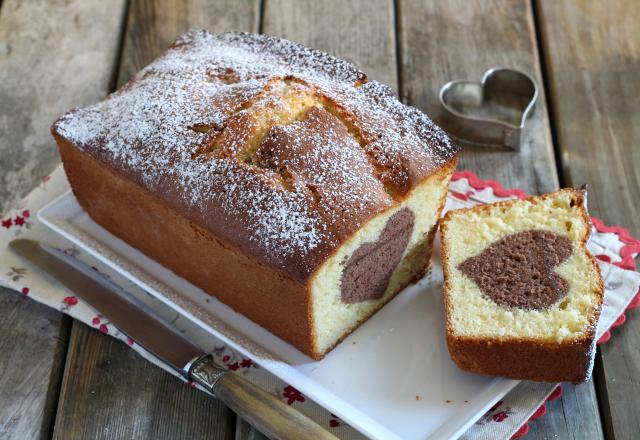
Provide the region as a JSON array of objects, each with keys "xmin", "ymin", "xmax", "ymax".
[{"xmin": 53, "ymin": 31, "xmax": 458, "ymax": 279}]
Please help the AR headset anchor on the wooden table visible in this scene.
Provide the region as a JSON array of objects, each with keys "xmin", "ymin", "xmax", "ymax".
[{"xmin": 0, "ymin": 1, "xmax": 637, "ymax": 438}]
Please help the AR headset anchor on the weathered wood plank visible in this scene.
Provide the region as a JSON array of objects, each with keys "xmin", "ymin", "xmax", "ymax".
[
  {"xmin": 527, "ymin": 383, "xmax": 604, "ymax": 440},
  {"xmin": 399, "ymin": 0, "xmax": 558, "ymax": 194},
  {"xmin": 262, "ymin": 0, "xmax": 398, "ymax": 92},
  {"xmin": 398, "ymin": 1, "xmax": 601, "ymax": 438},
  {"xmin": 118, "ymin": 0, "xmax": 261, "ymax": 87},
  {"xmin": 537, "ymin": 1, "xmax": 640, "ymax": 438},
  {"xmin": 0, "ymin": 1, "xmax": 126, "ymax": 439},
  {"xmin": 235, "ymin": 418, "xmax": 269, "ymax": 440},
  {"xmin": 52, "ymin": 1, "xmax": 260, "ymax": 438},
  {"xmin": 536, "ymin": 0, "xmax": 639, "ymax": 239},
  {"xmin": 0, "ymin": 0, "xmax": 127, "ymax": 213},
  {"xmin": 0, "ymin": 290, "xmax": 70, "ymax": 440},
  {"xmin": 52, "ymin": 323, "xmax": 235, "ymax": 440}
]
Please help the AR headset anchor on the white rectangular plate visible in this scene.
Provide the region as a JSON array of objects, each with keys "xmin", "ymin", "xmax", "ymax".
[{"xmin": 39, "ymin": 191, "xmax": 518, "ymax": 440}]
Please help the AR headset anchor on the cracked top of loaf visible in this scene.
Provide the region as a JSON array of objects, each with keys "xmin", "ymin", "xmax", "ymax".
[{"xmin": 52, "ymin": 31, "xmax": 459, "ymax": 281}]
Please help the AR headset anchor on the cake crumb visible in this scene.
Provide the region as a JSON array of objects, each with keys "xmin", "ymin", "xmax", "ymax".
[
  {"xmin": 415, "ymin": 395, "xmax": 422, "ymax": 401},
  {"xmin": 445, "ymin": 399, "xmax": 452, "ymax": 403}
]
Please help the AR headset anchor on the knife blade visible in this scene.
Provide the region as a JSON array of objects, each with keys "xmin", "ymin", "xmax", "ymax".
[{"xmin": 10, "ymin": 239, "xmax": 337, "ymax": 440}]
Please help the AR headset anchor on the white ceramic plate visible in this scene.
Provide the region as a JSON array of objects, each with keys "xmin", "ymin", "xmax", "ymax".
[{"xmin": 38, "ymin": 191, "xmax": 518, "ymax": 440}]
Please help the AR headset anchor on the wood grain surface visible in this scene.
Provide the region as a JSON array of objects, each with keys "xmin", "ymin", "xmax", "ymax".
[
  {"xmin": 118, "ymin": 0, "xmax": 261, "ymax": 87},
  {"xmin": 0, "ymin": 291, "xmax": 69, "ymax": 440},
  {"xmin": 262, "ymin": 0, "xmax": 398, "ymax": 92},
  {"xmin": 0, "ymin": 0, "xmax": 127, "ymax": 213},
  {"xmin": 537, "ymin": 1, "xmax": 640, "ymax": 439},
  {"xmin": 0, "ymin": 1, "xmax": 125, "ymax": 438},
  {"xmin": 53, "ymin": 323, "xmax": 235, "ymax": 440},
  {"xmin": 527, "ymin": 383, "xmax": 604, "ymax": 440},
  {"xmin": 399, "ymin": 0, "xmax": 558, "ymax": 194},
  {"xmin": 236, "ymin": 418, "xmax": 269, "ymax": 440}
]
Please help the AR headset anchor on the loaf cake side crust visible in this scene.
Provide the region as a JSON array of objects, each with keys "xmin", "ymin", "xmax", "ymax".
[
  {"xmin": 57, "ymin": 137, "xmax": 317, "ymax": 356},
  {"xmin": 446, "ymin": 335, "xmax": 594, "ymax": 383},
  {"xmin": 440, "ymin": 189, "xmax": 604, "ymax": 383}
]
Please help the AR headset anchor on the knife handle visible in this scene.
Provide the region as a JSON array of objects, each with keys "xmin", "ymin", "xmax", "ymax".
[{"xmin": 189, "ymin": 355, "xmax": 337, "ymax": 440}]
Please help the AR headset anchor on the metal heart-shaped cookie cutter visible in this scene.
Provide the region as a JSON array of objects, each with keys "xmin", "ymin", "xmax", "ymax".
[{"xmin": 438, "ymin": 68, "xmax": 538, "ymax": 151}]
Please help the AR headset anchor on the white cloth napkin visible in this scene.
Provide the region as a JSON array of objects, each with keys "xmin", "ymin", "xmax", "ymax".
[{"xmin": 1, "ymin": 165, "xmax": 638, "ymax": 439}]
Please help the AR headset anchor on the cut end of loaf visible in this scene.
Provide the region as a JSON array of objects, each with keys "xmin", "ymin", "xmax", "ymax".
[
  {"xmin": 440, "ymin": 188, "xmax": 603, "ymax": 382},
  {"xmin": 309, "ymin": 160, "xmax": 457, "ymax": 358}
]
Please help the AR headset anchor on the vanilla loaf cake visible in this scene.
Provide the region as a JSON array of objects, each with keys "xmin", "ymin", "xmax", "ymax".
[
  {"xmin": 440, "ymin": 189, "xmax": 603, "ymax": 383},
  {"xmin": 51, "ymin": 31, "xmax": 459, "ymax": 359}
]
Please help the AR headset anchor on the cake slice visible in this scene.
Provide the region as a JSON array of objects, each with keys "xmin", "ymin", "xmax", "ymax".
[{"xmin": 440, "ymin": 188, "xmax": 603, "ymax": 383}]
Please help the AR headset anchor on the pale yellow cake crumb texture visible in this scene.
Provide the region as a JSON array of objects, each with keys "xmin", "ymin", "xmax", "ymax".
[
  {"xmin": 444, "ymin": 190, "xmax": 600, "ymax": 342},
  {"xmin": 310, "ymin": 171, "xmax": 451, "ymax": 355}
]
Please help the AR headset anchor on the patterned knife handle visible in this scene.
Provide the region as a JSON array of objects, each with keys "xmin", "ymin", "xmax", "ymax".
[{"xmin": 188, "ymin": 354, "xmax": 337, "ymax": 440}]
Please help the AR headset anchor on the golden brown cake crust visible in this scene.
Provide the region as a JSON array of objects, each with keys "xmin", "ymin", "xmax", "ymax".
[
  {"xmin": 51, "ymin": 31, "xmax": 459, "ymax": 282},
  {"xmin": 57, "ymin": 138, "xmax": 317, "ymax": 357},
  {"xmin": 446, "ymin": 336, "xmax": 595, "ymax": 383},
  {"xmin": 440, "ymin": 189, "xmax": 604, "ymax": 383}
]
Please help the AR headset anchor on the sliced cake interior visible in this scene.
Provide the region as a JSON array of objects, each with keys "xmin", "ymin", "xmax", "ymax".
[
  {"xmin": 311, "ymin": 162, "xmax": 455, "ymax": 356},
  {"xmin": 440, "ymin": 188, "xmax": 603, "ymax": 382}
]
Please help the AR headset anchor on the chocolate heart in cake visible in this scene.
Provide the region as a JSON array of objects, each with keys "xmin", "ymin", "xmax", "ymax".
[
  {"xmin": 341, "ymin": 208, "xmax": 414, "ymax": 304},
  {"xmin": 458, "ymin": 230, "xmax": 572, "ymax": 310}
]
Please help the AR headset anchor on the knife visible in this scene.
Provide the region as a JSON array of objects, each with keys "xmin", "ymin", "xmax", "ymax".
[{"xmin": 10, "ymin": 239, "xmax": 337, "ymax": 440}]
